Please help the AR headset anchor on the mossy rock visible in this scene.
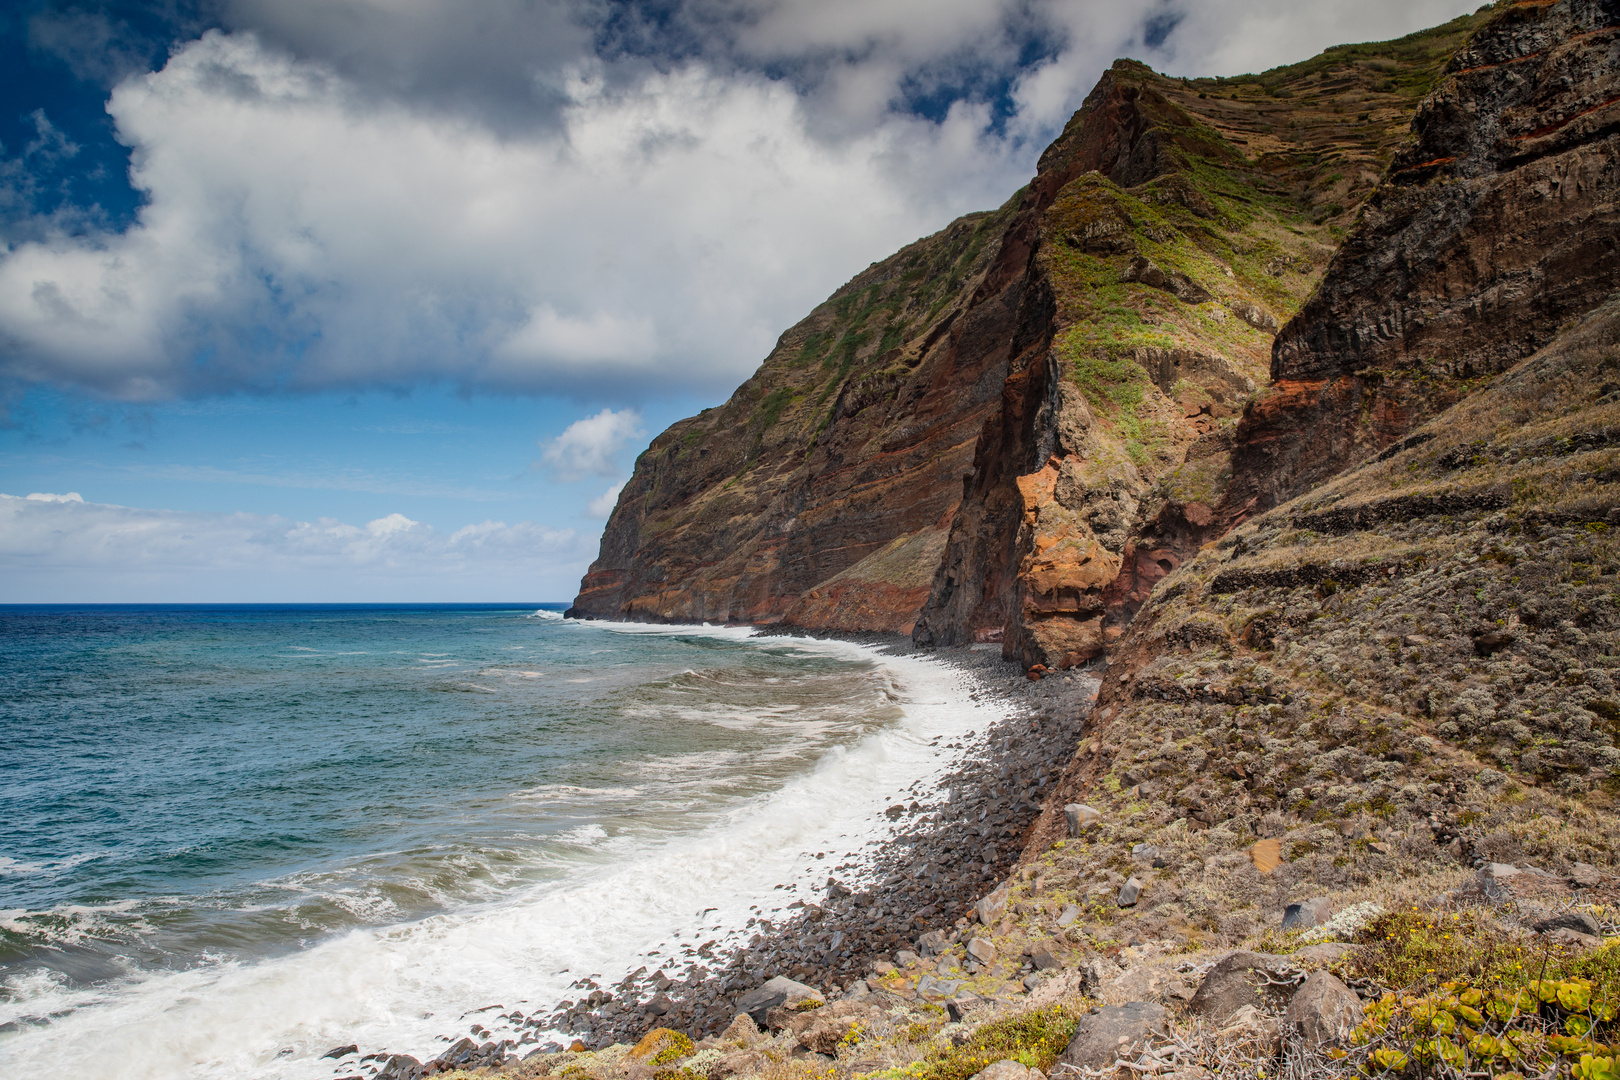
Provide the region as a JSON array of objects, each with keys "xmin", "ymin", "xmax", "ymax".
[{"xmin": 630, "ymin": 1028, "xmax": 695, "ymax": 1066}]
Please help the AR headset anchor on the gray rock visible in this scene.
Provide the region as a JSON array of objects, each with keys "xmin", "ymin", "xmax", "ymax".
[
  {"xmin": 917, "ymin": 930, "xmax": 949, "ymax": 956},
  {"xmin": 1283, "ymin": 971, "xmax": 1362, "ymax": 1047},
  {"xmin": 1477, "ymin": 862, "xmax": 1570, "ymax": 904},
  {"xmin": 1065, "ymin": 804, "xmax": 1102, "ymax": 836},
  {"xmin": 1547, "ymin": 927, "xmax": 1605, "ymax": 950},
  {"xmin": 1229, "ymin": 301, "xmax": 1279, "ymax": 332},
  {"xmin": 1292, "ymin": 942, "xmax": 1355, "ymax": 966},
  {"xmin": 946, "ymin": 996, "xmax": 979, "ymax": 1023},
  {"xmin": 436, "ymin": 1038, "xmax": 478, "ymax": 1067},
  {"xmin": 967, "ymin": 938, "xmax": 998, "ymax": 965},
  {"xmin": 1056, "ymin": 904, "xmax": 1081, "ymax": 928},
  {"xmin": 1059, "ymin": 1002, "xmax": 1169, "ymax": 1070},
  {"xmin": 1533, "ymin": 911, "xmax": 1602, "ymax": 936},
  {"xmin": 1281, "ymin": 897, "xmax": 1333, "ymax": 930},
  {"xmin": 1573, "ymin": 862, "xmax": 1603, "ymax": 887},
  {"xmin": 1188, "ymin": 952, "xmax": 1298, "ymax": 1022},
  {"xmin": 916, "ymin": 974, "xmax": 964, "ymax": 1002},
  {"xmin": 1119, "ymin": 255, "xmax": 1213, "ymax": 304},
  {"xmin": 896, "ymin": 949, "xmax": 921, "ymax": 967},
  {"xmin": 1022, "ymin": 973, "xmax": 1043, "ymax": 991},
  {"xmin": 976, "ymin": 888, "xmax": 1008, "ymax": 926},
  {"xmin": 1031, "ymin": 945, "xmax": 1061, "ymax": 971},
  {"xmin": 967, "ymin": 1056, "xmax": 1039, "ymax": 1080},
  {"xmin": 1077, "ymin": 956, "xmax": 1115, "ymax": 993},
  {"xmin": 322, "ymin": 1045, "xmax": 359, "ymax": 1060},
  {"xmin": 735, "ymin": 976, "xmax": 824, "ymax": 1028},
  {"xmin": 1118, "ymin": 877, "xmax": 1143, "ymax": 907},
  {"xmin": 377, "ymin": 1054, "xmax": 425, "ymax": 1080}
]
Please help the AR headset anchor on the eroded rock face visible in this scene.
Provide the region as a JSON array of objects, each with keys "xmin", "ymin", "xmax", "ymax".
[
  {"xmin": 570, "ymin": 11, "xmax": 1518, "ymax": 660},
  {"xmin": 1225, "ymin": 0, "xmax": 1620, "ymax": 519},
  {"xmin": 914, "ymin": 35, "xmax": 1484, "ymax": 667},
  {"xmin": 567, "ymin": 203, "xmax": 1027, "ymax": 630}
]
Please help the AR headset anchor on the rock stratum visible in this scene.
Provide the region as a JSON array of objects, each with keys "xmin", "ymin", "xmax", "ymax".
[
  {"xmin": 572, "ymin": 0, "xmax": 1620, "ymax": 833},
  {"xmin": 570, "ymin": 4, "xmax": 1534, "ymax": 652},
  {"xmin": 328, "ymin": 5, "xmax": 1620, "ymax": 1076}
]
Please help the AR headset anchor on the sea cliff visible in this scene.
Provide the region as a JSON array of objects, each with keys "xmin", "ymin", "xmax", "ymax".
[{"xmin": 546, "ymin": 2, "xmax": 1620, "ymax": 1073}]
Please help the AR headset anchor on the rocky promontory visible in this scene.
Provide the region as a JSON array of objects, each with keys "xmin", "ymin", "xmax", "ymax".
[{"xmin": 528, "ymin": 3, "xmax": 1620, "ymax": 1080}]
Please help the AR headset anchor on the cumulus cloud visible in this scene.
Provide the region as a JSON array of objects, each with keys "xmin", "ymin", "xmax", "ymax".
[
  {"xmin": 0, "ymin": 491, "xmax": 591, "ymax": 601},
  {"xmin": 0, "ymin": 0, "xmax": 1481, "ymax": 407},
  {"xmin": 0, "ymin": 29, "xmax": 1024, "ymax": 403},
  {"xmin": 586, "ymin": 479, "xmax": 627, "ymax": 519},
  {"xmin": 538, "ymin": 408, "xmax": 644, "ymax": 482}
]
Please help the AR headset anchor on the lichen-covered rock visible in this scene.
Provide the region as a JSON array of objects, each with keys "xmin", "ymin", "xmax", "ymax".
[
  {"xmin": 1188, "ymin": 952, "xmax": 1297, "ymax": 1023},
  {"xmin": 1058, "ymin": 1002, "xmax": 1169, "ymax": 1070},
  {"xmin": 1282, "ymin": 971, "xmax": 1362, "ymax": 1047},
  {"xmin": 628, "ymin": 1028, "xmax": 694, "ymax": 1066},
  {"xmin": 732, "ymin": 978, "xmax": 822, "ymax": 1030}
]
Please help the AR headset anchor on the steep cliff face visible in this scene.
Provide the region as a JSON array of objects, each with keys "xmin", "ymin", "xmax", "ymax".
[
  {"xmin": 1013, "ymin": 0, "xmax": 1620, "ymax": 930},
  {"xmin": 571, "ymin": 12, "xmax": 1488, "ymax": 640},
  {"xmin": 569, "ymin": 200, "xmax": 1029, "ymax": 630},
  {"xmin": 1220, "ymin": 0, "xmax": 1620, "ymax": 520},
  {"xmin": 915, "ymin": 15, "xmax": 1492, "ymax": 667}
]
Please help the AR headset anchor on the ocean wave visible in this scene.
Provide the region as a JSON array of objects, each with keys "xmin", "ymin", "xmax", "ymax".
[
  {"xmin": 0, "ymin": 898, "xmax": 154, "ymax": 951},
  {"xmin": 0, "ymin": 623, "xmax": 990, "ymax": 1080},
  {"xmin": 510, "ymin": 784, "xmax": 644, "ymax": 803},
  {"xmin": 0, "ymin": 852, "xmax": 103, "ymax": 879}
]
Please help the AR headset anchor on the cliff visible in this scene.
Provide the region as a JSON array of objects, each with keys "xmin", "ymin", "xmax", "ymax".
[
  {"xmin": 568, "ymin": 199, "xmax": 1023, "ymax": 631},
  {"xmin": 545, "ymin": 0, "xmax": 1620, "ymax": 1058},
  {"xmin": 1220, "ymin": 0, "xmax": 1620, "ymax": 520},
  {"xmin": 568, "ymin": 9, "xmax": 1494, "ymax": 643}
]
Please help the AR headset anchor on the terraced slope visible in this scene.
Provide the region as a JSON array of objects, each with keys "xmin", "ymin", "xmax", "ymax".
[{"xmin": 1021, "ymin": 292, "xmax": 1620, "ymax": 945}]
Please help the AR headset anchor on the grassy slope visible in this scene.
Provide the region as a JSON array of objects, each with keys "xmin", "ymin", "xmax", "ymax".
[{"xmin": 1039, "ymin": 10, "xmax": 1489, "ymax": 491}]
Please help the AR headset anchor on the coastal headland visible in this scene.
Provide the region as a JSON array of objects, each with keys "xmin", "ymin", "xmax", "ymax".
[{"xmin": 360, "ymin": 1, "xmax": 1620, "ymax": 1078}]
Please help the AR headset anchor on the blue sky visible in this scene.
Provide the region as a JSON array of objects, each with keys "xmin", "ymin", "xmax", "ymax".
[{"xmin": 0, "ymin": 0, "xmax": 1482, "ymax": 602}]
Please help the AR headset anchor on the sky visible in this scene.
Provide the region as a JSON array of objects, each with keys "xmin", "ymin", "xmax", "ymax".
[{"xmin": 0, "ymin": 0, "xmax": 1484, "ymax": 602}]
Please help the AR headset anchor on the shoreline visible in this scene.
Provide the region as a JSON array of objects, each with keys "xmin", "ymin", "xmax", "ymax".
[
  {"xmin": 305, "ymin": 631, "xmax": 1105, "ymax": 1079},
  {"xmin": 527, "ymin": 637, "xmax": 1102, "ymax": 1052}
]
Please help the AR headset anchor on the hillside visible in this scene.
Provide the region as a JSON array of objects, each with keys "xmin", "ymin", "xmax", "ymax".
[
  {"xmin": 505, "ymin": 3, "xmax": 1620, "ymax": 1077},
  {"xmin": 566, "ymin": 9, "xmax": 1493, "ymax": 640}
]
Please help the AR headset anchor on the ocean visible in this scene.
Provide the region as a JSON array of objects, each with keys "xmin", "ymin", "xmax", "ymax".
[{"xmin": 0, "ymin": 604, "xmax": 988, "ymax": 1078}]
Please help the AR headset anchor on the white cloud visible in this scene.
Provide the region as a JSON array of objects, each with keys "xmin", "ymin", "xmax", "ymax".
[
  {"xmin": 1146, "ymin": 0, "xmax": 1482, "ymax": 79},
  {"xmin": 0, "ymin": 2, "xmax": 1484, "ymax": 406},
  {"xmin": 0, "ymin": 492, "xmax": 590, "ymax": 601},
  {"xmin": 586, "ymin": 479, "xmax": 627, "ymax": 519},
  {"xmin": 537, "ymin": 407, "xmax": 644, "ymax": 482},
  {"xmin": 0, "ymin": 30, "xmax": 1025, "ymax": 402}
]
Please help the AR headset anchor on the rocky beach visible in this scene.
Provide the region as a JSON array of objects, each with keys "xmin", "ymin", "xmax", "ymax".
[
  {"xmin": 541, "ymin": 642, "xmax": 1101, "ymax": 1048},
  {"xmin": 334, "ymin": 1, "xmax": 1620, "ymax": 1077},
  {"xmin": 332, "ymin": 641, "xmax": 1102, "ymax": 1075}
]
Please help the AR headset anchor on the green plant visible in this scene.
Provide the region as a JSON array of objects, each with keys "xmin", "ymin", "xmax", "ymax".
[{"xmin": 907, "ymin": 1005, "xmax": 1081, "ymax": 1080}]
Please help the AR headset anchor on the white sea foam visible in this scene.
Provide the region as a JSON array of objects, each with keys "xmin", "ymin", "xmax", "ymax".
[
  {"xmin": 0, "ymin": 853, "xmax": 102, "ymax": 879},
  {"xmin": 0, "ymin": 628, "xmax": 991, "ymax": 1080}
]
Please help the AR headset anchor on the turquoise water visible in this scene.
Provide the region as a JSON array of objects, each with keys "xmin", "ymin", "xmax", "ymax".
[{"xmin": 0, "ymin": 604, "xmax": 983, "ymax": 1079}]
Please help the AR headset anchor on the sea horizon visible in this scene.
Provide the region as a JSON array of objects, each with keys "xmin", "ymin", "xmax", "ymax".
[{"xmin": 0, "ymin": 602, "xmax": 990, "ymax": 1078}]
